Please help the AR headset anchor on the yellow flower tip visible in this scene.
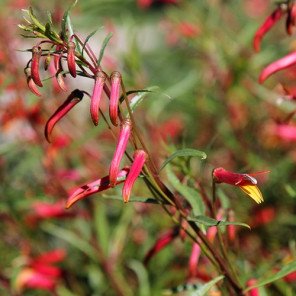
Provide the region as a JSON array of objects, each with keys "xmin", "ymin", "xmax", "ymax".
[{"xmin": 239, "ymin": 185, "xmax": 264, "ymax": 204}]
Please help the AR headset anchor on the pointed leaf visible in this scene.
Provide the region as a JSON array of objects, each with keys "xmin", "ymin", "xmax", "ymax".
[
  {"xmin": 61, "ymin": 0, "xmax": 78, "ymax": 41},
  {"xmin": 42, "ymin": 223, "xmax": 97, "ymax": 261},
  {"xmin": 129, "ymin": 87, "xmax": 158, "ymax": 111},
  {"xmin": 191, "ymin": 275, "xmax": 224, "ymax": 296},
  {"xmin": 128, "ymin": 260, "xmax": 151, "ymax": 296},
  {"xmin": 160, "ymin": 148, "xmax": 207, "ymax": 171},
  {"xmin": 166, "ymin": 165, "xmax": 205, "ymax": 216},
  {"xmin": 47, "ymin": 11, "xmax": 53, "ymax": 25},
  {"xmin": 244, "ymin": 260, "xmax": 296, "ymax": 292},
  {"xmin": 82, "ymin": 28, "xmax": 101, "ymax": 57},
  {"xmin": 97, "ymin": 33, "xmax": 113, "ymax": 66},
  {"xmin": 28, "ymin": 7, "xmax": 45, "ymax": 31},
  {"xmin": 102, "ymin": 194, "xmax": 161, "ymax": 204},
  {"xmin": 189, "ymin": 215, "xmax": 250, "ymax": 229}
]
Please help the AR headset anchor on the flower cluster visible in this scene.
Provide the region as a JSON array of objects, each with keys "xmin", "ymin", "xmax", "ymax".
[{"xmin": 20, "ymin": 8, "xmax": 150, "ymax": 206}]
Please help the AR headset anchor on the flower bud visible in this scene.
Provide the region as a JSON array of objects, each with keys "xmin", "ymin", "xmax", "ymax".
[
  {"xmin": 109, "ymin": 119, "xmax": 132, "ymax": 187},
  {"xmin": 67, "ymin": 41, "xmax": 76, "ymax": 77},
  {"xmin": 109, "ymin": 71, "xmax": 122, "ymax": 126},
  {"xmin": 31, "ymin": 46, "xmax": 43, "ymax": 87},
  {"xmin": 253, "ymin": 7, "xmax": 283, "ymax": 52},
  {"xmin": 25, "ymin": 67, "xmax": 41, "ymax": 97},
  {"xmin": 122, "ymin": 149, "xmax": 147, "ymax": 203},
  {"xmin": 90, "ymin": 71, "xmax": 106, "ymax": 126}
]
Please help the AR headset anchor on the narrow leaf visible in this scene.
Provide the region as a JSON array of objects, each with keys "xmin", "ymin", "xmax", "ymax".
[
  {"xmin": 82, "ymin": 28, "xmax": 100, "ymax": 57},
  {"xmin": 101, "ymin": 194, "xmax": 162, "ymax": 204},
  {"xmin": 166, "ymin": 165, "xmax": 205, "ymax": 216},
  {"xmin": 119, "ymin": 89, "xmax": 152, "ymax": 104},
  {"xmin": 189, "ymin": 215, "xmax": 251, "ymax": 229},
  {"xmin": 42, "ymin": 223, "xmax": 97, "ymax": 261},
  {"xmin": 61, "ymin": 0, "xmax": 78, "ymax": 41},
  {"xmin": 192, "ymin": 275, "xmax": 224, "ymax": 296},
  {"xmin": 29, "ymin": 7, "xmax": 45, "ymax": 31},
  {"xmin": 128, "ymin": 260, "xmax": 151, "ymax": 296},
  {"xmin": 47, "ymin": 11, "xmax": 53, "ymax": 25},
  {"xmin": 97, "ymin": 33, "xmax": 113, "ymax": 66},
  {"xmin": 160, "ymin": 148, "xmax": 207, "ymax": 171},
  {"xmin": 244, "ymin": 260, "xmax": 296, "ymax": 292}
]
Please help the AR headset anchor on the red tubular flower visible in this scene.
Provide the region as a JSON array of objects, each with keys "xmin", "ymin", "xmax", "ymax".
[
  {"xmin": 144, "ymin": 227, "xmax": 179, "ymax": 265},
  {"xmin": 90, "ymin": 71, "xmax": 106, "ymax": 126},
  {"xmin": 67, "ymin": 41, "xmax": 76, "ymax": 77},
  {"xmin": 251, "ymin": 206, "xmax": 276, "ymax": 227},
  {"xmin": 246, "ymin": 279, "xmax": 260, "ymax": 296},
  {"xmin": 259, "ymin": 51, "xmax": 296, "ymax": 83},
  {"xmin": 188, "ymin": 242, "xmax": 201, "ymax": 278},
  {"xmin": 25, "ymin": 201, "xmax": 76, "ymax": 226},
  {"xmin": 24, "ymin": 67, "xmax": 41, "ymax": 97},
  {"xmin": 33, "ymin": 249, "xmax": 66, "ymax": 265},
  {"xmin": 44, "ymin": 89, "xmax": 84, "ymax": 142},
  {"xmin": 54, "ymin": 45, "xmax": 63, "ymax": 70},
  {"xmin": 109, "ymin": 71, "xmax": 122, "ymax": 126},
  {"xmin": 253, "ymin": 7, "xmax": 283, "ymax": 52},
  {"xmin": 31, "ymin": 46, "xmax": 43, "ymax": 87},
  {"xmin": 109, "ymin": 119, "xmax": 132, "ymax": 187},
  {"xmin": 274, "ymin": 124, "xmax": 296, "ymax": 142},
  {"xmin": 122, "ymin": 150, "xmax": 147, "ymax": 203},
  {"xmin": 15, "ymin": 249, "xmax": 65, "ymax": 293},
  {"xmin": 213, "ymin": 167, "xmax": 267, "ymax": 204},
  {"xmin": 66, "ymin": 168, "xmax": 129, "ymax": 209}
]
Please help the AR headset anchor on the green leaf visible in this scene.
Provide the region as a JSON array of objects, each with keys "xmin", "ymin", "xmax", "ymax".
[
  {"xmin": 191, "ymin": 275, "xmax": 224, "ymax": 296},
  {"xmin": 97, "ymin": 33, "xmax": 113, "ymax": 66},
  {"xmin": 82, "ymin": 28, "xmax": 101, "ymax": 57},
  {"xmin": 94, "ymin": 202, "xmax": 109, "ymax": 255},
  {"xmin": 128, "ymin": 260, "xmax": 150, "ymax": 296},
  {"xmin": 110, "ymin": 206, "xmax": 133, "ymax": 259},
  {"xmin": 119, "ymin": 89, "xmax": 152, "ymax": 104},
  {"xmin": 160, "ymin": 148, "xmax": 207, "ymax": 171},
  {"xmin": 61, "ymin": 0, "xmax": 78, "ymax": 41},
  {"xmin": 189, "ymin": 215, "xmax": 251, "ymax": 229},
  {"xmin": 129, "ymin": 87, "xmax": 158, "ymax": 111},
  {"xmin": 28, "ymin": 7, "xmax": 45, "ymax": 32},
  {"xmin": 244, "ymin": 260, "xmax": 296, "ymax": 292},
  {"xmin": 166, "ymin": 165, "xmax": 205, "ymax": 217},
  {"xmin": 45, "ymin": 23, "xmax": 51, "ymax": 37},
  {"xmin": 42, "ymin": 223, "xmax": 98, "ymax": 261},
  {"xmin": 101, "ymin": 194, "xmax": 162, "ymax": 204},
  {"xmin": 46, "ymin": 11, "xmax": 53, "ymax": 25},
  {"xmin": 162, "ymin": 275, "xmax": 224, "ymax": 295}
]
